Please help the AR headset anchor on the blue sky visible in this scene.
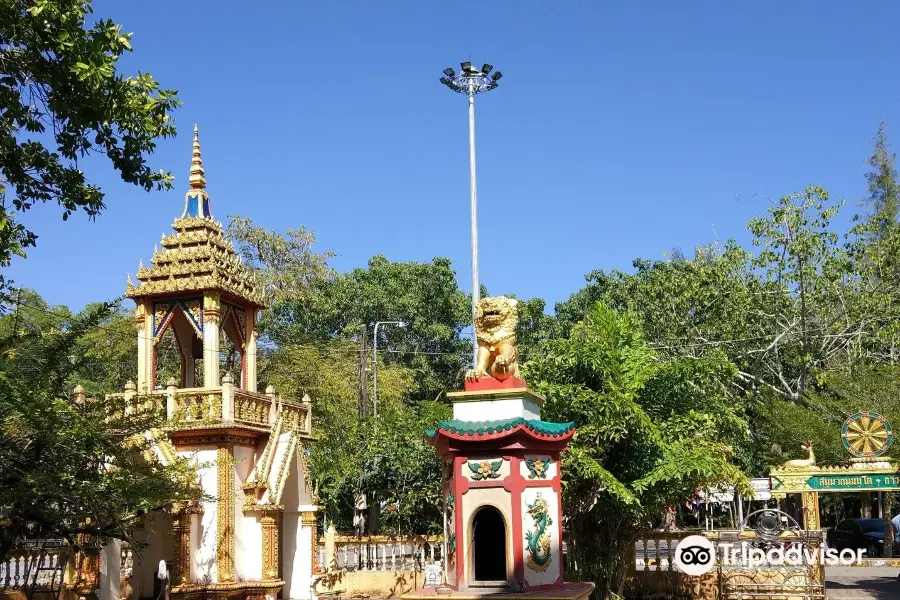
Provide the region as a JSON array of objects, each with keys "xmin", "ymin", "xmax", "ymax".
[{"xmin": 9, "ymin": 1, "xmax": 900, "ymax": 312}]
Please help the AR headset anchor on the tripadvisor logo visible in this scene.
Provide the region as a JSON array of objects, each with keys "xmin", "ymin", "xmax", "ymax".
[
  {"xmin": 674, "ymin": 535, "xmax": 715, "ymax": 576},
  {"xmin": 673, "ymin": 535, "xmax": 865, "ymax": 576}
]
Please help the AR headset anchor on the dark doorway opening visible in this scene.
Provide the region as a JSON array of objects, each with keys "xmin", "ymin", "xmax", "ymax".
[{"xmin": 472, "ymin": 506, "xmax": 507, "ymax": 583}]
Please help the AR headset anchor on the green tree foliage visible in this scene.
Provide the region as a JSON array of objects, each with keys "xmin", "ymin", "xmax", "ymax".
[
  {"xmin": 0, "ymin": 0, "xmax": 179, "ymax": 285},
  {"xmin": 557, "ymin": 187, "xmax": 852, "ymax": 407},
  {"xmin": 745, "ymin": 186, "xmax": 848, "ymax": 402},
  {"xmin": 504, "ymin": 295, "xmax": 557, "ymax": 362},
  {"xmin": 362, "ymin": 399, "xmax": 449, "ymax": 535},
  {"xmin": 268, "ymin": 253, "xmax": 471, "ymax": 401},
  {"xmin": 863, "ymin": 122, "xmax": 900, "ymax": 237},
  {"xmin": 69, "ymin": 301, "xmax": 136, "ymax": 397},
  {"xmin": 524, "ymin": 302, "xmax": 749, "ymax": 597},
  {"xmin": 227, "ymin": 215, "xmax": 335, "ymax": 307},
  {"xmin": 0, "ymin": 297, "xmax": 198, "ymax": 557},
  {"xmin": 847, "ymin": 126, "xmax": 900, "ymax": 362},
  {"xmin": 261, "ymin": 340, "xmax": 447, "ymax": 533},
  {"xmin": 0, "ymin": 290, "xmax": 137, "ymax": 396}
]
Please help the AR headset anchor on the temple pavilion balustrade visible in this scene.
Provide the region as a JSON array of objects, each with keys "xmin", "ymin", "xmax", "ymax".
[{"xmin": 104, "ymin": 374, "xmax": 311, "ymax": 434}]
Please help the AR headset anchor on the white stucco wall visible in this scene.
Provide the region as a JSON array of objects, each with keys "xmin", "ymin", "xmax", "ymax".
[
  {"xmin": 453, "ymin": 398, "xmax": 541, "ymax": 421},
  {"xmin": 233, "ymin": 446, "xmax": 256, "ymax": 581},
  {"xmin": 129, "ymin": 512, "xmax": 173, "ymax": 599},
  {"xmin": 184, "ymin": 447, "xmax": 218, "ymax": 583},
  {"xmin": 520, "ymin": 486, "xmax": 560, "ymax": 587},
  {"xmin": 100, "ymin": 540, "xmax": 121, "ymax": 600},
  {"xmin": 281, "ymin": 451, "xmax": 314, "ymax": 600},
  {"xmin": 238, "ymin": 513, "xmax": 263, "ymax": 581},
  {"xmin": 234, "ymin": 446, "xmax": 256, "ymax": 483},
  {"xmin": 189, "ymin": 513, "xmax": 200, "ymax": 584},
  {"xmin": 282, "ymin": 512, "xmax": 312, "ymax": 600}
]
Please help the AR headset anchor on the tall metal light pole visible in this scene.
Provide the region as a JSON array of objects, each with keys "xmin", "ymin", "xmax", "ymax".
[
  {"xmin": 372, "ymin": 320, "xmax": 406, "ymax": 419},
  {"xmin": 440, "ymin": 62, "xmax": 503, "ymax": 364}
]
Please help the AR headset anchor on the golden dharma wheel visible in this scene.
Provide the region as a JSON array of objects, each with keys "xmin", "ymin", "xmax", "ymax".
[{"xmin": 841, "ymin": 412, "xmax": 893, "ymax": 458}]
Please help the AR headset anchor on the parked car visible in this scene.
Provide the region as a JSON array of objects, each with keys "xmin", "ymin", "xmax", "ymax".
[{"xmin": 827, "ymin": 519, "xmax": 887, "ymax": 556}]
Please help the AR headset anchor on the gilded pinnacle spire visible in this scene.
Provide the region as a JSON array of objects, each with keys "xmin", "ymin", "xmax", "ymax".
[
  {"xmin": 189, "ymin": 124, "xmax": 206, "ymax": 189},
  {"xmin": 180, "ymin": 124, "xmax": 213, "ymax": 219}
]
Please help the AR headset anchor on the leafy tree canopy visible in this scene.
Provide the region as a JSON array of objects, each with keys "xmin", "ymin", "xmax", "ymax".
[
  {"xmin": 0, "ymin": 297, "xmax": 197, "ymax": 557},
  {"xmin": 525, "ymin": 302, "xmax": 749, "ymax": 597},
  {"xmin": 0, "ymin": 0, "xmax": 179, "ymax": 291}
]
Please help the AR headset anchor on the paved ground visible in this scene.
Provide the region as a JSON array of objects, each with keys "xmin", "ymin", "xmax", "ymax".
[{"xmin": 825, "ymin": 566, "xmax": 899, "ymax": 599}]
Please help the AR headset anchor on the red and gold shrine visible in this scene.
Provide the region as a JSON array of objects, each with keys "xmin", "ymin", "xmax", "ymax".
[{"xmin": 405, "ymin": 297, "xmax": 593, "ymax": 600}]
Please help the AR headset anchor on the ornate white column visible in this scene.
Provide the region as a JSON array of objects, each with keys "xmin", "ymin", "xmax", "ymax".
[
  {"xmin": 246, "ymin": 330, "xmax": 259, "ymax": 393},
  {"xmin": 203, "ymin": 292, "xmax": 221, "ymax": 388}
]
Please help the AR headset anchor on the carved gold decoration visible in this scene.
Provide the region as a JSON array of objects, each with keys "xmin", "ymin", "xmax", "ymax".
[
  {"xmin": 124, "ymin": 133, "xmax": 264, "ymax": 307},
  {"xmin": 172, "ymin": 510, "xmax": 192, "ymax": 585},
  {"xmin": 134, "ymin": 301, "xmax": 148, "ymax": 326},
  {"xmin": 465, "ymin": 296, "xmax": 519, "ymax": 382},
  {"xmin": 226, "ymin": 303, "xmax": 248, "ymax": 341},
  {"xmin": 261, "ymin": 514, "xmax": 279, "ymax": 580},
  {"xmin": 233, "ymin": 389, "xmax": 271, "ymax": 425},
  {"xmin": 168, "ymin": 430, "xmax": 265, "ymax": 448},
  {"xmin": 280, "ymin": 402, "xmax": 311, "ymax": 434},
  {"xmin": 242, "ymin": 503, "xmax": 281, "ymax": 513},
  {"xmin": 170, "ymin": 389, "xmax": 224, "ymax": 422},
  {"xmin": 72, "ymin": 531, "xmax": 100, "ymax": 593},
  {"xmin": 217, "ymin": 445, "xmax": 235, "ymax": 582},
  {"xmin": 189, "ymin": 124, "xmax": 206, "ymax": 189},
  {"xmin": 169, "ymin": 580, "xmax": 284, "ymax": 600},
  {"xmin": 272, "ymin": 437, "xmax": 297, "ymax": 502},
  {"xmin": 801, "ymin": 491, "xmax": 821, "ymax": 530},
  {"xmin": 245, "ymin": 415, "xmax": 283, "ymax": 493},
  {"xmin": 152, "ymin": 429, "xmax": 178, "ymax": 465}
]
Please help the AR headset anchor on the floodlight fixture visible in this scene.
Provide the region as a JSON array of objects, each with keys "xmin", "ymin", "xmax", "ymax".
[
  {"xmin": 443, "ymin": 67, "xmax": 455, "ymax": 77},
  {"xmin": 481, "ymin": 63, "xmax": 493, "ymax": 74},
  {"xmin": 491, "ymin": 71, "xmax": 502, "ymax": 81}
]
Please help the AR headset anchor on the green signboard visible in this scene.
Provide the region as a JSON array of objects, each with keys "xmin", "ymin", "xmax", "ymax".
[{"xmin": 805, "ymin": 473, "xmax": 900, "ymax": 491}]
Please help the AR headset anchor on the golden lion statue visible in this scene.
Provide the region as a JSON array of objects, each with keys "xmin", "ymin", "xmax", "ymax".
[{"xmin": 466, "ymin": 296, "xmax": 519, "ymax": 382}]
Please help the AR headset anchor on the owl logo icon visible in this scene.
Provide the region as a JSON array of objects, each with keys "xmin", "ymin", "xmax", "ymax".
[{"xmin": 674, "ymin": 535, "xmax": 715, "ymax": 576}]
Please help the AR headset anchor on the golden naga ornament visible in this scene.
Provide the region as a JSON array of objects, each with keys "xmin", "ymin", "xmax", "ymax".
[{"xmin": 842, "ymin": 411, "xmax": 893, "ymax": 458}]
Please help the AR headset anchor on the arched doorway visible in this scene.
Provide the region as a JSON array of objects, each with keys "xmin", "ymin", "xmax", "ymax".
[{"xmin": 471, "ymin": 506, "xmax": 507, "ymax": 583}]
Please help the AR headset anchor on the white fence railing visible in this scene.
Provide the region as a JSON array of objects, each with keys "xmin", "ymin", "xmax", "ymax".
[
  {"xmin": 1, "ymin": 545, "xmax": 67, "ymax": 591},
  {"xmin": 318, "ymin": 535, "xmax": 442, "ymax": 572}
]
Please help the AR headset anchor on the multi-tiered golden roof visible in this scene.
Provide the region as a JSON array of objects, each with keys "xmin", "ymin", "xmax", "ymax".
[{"xmin": 125, "ymin": 125, "xmax": 265, "ymax": 307}]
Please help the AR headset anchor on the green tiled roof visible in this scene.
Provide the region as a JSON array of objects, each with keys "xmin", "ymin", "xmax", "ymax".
[{"xmin": 426, "ymin": 417, "xmax": 575, "ymax": 438}]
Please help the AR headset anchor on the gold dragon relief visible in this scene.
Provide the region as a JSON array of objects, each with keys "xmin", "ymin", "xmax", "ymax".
[{"xmin": 466, "ymin": 296, "xmax": 520, "ymax": 382}]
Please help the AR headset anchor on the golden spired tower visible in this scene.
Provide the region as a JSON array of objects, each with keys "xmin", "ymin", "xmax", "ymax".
[{"xmin": 117, "ymin": 126, "xmax": 318, "ymax": 600}]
